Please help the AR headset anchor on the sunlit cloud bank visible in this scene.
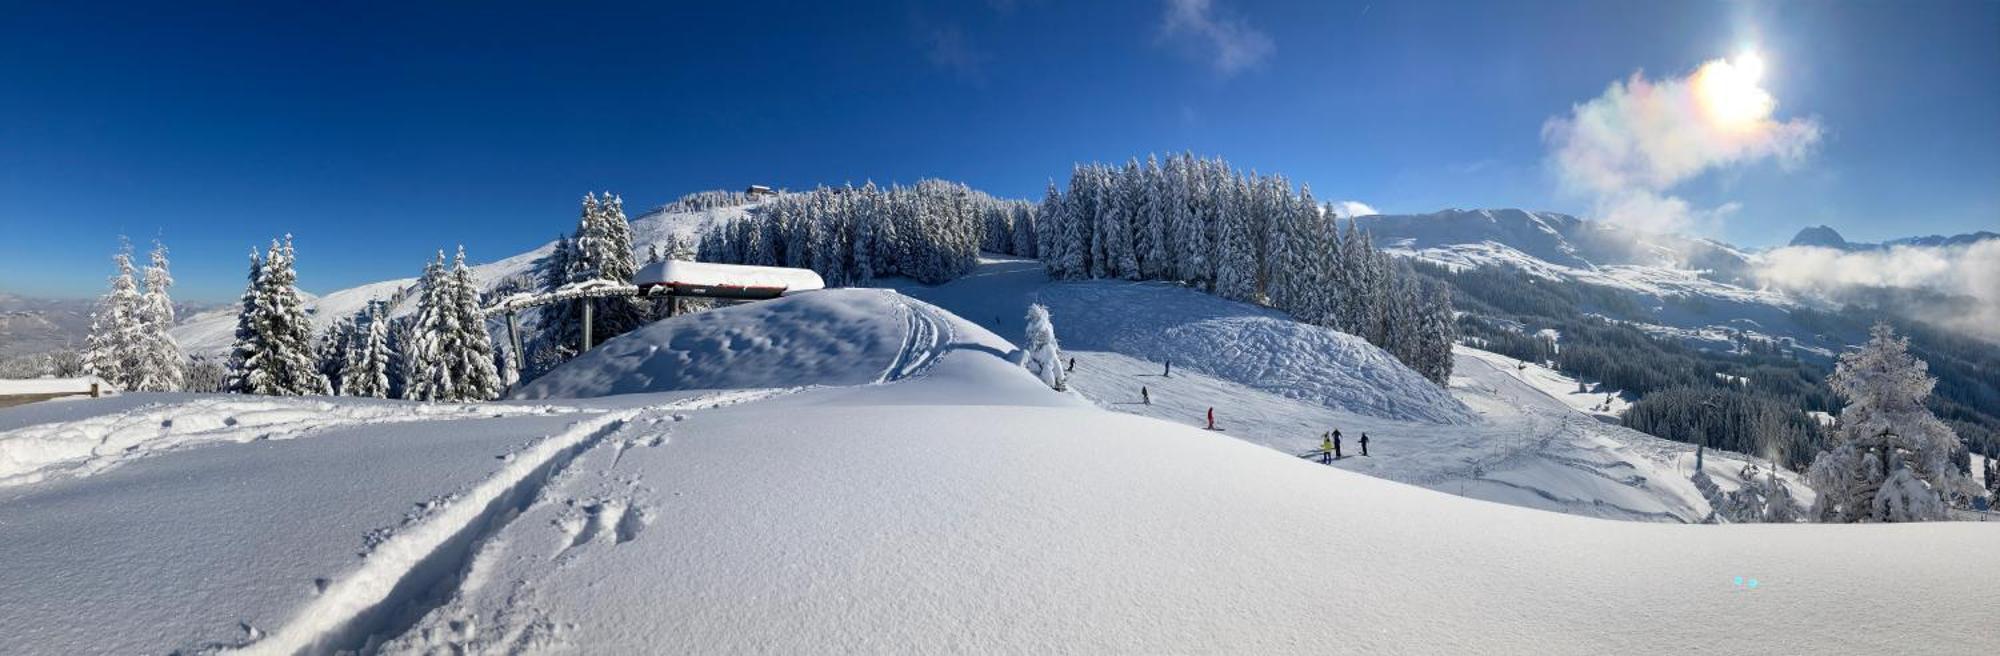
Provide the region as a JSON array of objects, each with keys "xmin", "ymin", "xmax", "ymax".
[
  {"xmin": 1758, "ymin": 240, "xmax": 2000, "ymax": 341},
  {"xmin": 1543, "ymin": 54, "xmax": 1821, "ymax": 234}
]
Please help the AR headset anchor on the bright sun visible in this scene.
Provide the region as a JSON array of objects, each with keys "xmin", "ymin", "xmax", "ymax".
[{"xmin": 1695, "ymin": 51, "xmax": 1774, "ymax": 128}]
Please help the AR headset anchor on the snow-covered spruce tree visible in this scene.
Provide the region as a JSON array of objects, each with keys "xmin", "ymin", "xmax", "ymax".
[
  {"xmin": 446, "ymin": 247, "xmax": 503, "ymax": 401},
  {"xmin": 338, "ymin": 301, "xmax": 392, "ymax": 398},
  {"xmin": 133, "ymin": 241, "xmax": 185, "ymax": 391},
  {"xmin": 1010, "ymin": 202, "xmax": 1038, "ymax": 260},
  {"xmin": 1212, "ymin": 176, "xmax": 1257, "ymax": 303},
  {"xmin": 1021, "ymin": 303, "xmax": 1066, "ymax": 391},
  {"xmin": 1806, "ymin": 323, "xmax": 1978, "ymax": 522},
  {"xmin": 1138, "ymin": 154, "xmax": 1170, "ymax": 279},
  {"xmin": 315, "ymin": 315, "xmax": 355, "ymax": 394},
  {"xmin": 84, "ymin": 240, "xmax": 144, "ymax": 389},
  {"xmin": 232, "ymin": 236, "xmax": 331, "ymax": 396},
  {"xmin": 401, "ymin": 252, "xmax": 453, "ymax": 401},
  {"xmin": 224, "ymin": 248, "xmax": 263, "ymax": 393}
]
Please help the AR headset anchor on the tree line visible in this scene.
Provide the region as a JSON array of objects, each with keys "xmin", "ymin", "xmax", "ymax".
[{"xmin": 1031, "ymin": 154, "xmax": 1454, "ymax": 386}]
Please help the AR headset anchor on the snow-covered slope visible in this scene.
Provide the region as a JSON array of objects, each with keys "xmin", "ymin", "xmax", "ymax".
[
  {"xmin": 517, "ymin": 288, "xmax": 1069, "ymax": 407},
  {"xmin": 893, "ymin": 257, "xmax": 1801, "ymax": 522},
  {"xmin": 1, "ymin": 297, "xmax": 1992, "ymax": 652},
  {"xmin": 169, "ymin": 203, "xmax": 753, "ymax": 356}
]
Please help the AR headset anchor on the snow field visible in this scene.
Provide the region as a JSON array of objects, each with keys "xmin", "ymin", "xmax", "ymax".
[{"xmin": 0, "ymin": 394, "xmax": 583, "ymax": 488}]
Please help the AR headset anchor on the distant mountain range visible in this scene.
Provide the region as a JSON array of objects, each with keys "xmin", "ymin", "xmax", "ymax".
[{"xmin": 1788, "ymin": 225, "xmax": 2000, "ymax": 251}]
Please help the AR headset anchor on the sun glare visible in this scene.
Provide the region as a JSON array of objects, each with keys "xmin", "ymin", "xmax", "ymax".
[{"xmin": 1695, "ymin": 51, "xmax": 1774, "ymax": 129}]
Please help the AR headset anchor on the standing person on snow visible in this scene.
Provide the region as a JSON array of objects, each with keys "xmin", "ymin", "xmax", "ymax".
[
  {"xmin": 1141, "ymin": 386, "xmax": 1150, "ymax": 405},
  {"xmin": 1067, "ymin": 357, "xmax": 1076, "ymax": 373},
  {"xmin": 1331, "ymin": 429, "xmax": 1342, "ymax": 459},
  {"xmin": 1360, "ymin": 433, "xmax": 1370, "ymax": 457},
  {"xmin": 1206, "ymin": 407, "xmax": 1215, "ymax": 430},
  {"xmin": 1164, "ymin": 360, "xmax": 1171, "ymax": 377},
  {"xmin": 1320, "ymin": 432, "xmax": 1334, "ymax": 465}
]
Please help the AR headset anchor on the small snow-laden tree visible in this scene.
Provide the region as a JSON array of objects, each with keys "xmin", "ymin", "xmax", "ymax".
[
  {"xmin": 401, "ymin": 252, "xmax": 454, "ymax": 402},
  {"xmin": 84, "ymin": 240, "xmax": 145, "ymax": 389},
  {"xmin": 339, "ymin": 301, "xmax": 393, "ymax": 398},
  {"xmin": 315, "ymin": 316, "xmax": 355, "ymax": 394},
  {"xmin": 1806, "ymin": 323, "xmax": 1978, "ymax": 522},
  {"xmin": 1873, "ymin": 460, "xmax": 1947, "ymax": 522},
  {"xmin": 130, "ymin": 241, "xmax": 186, "ymax": 391},
  {"xmin": 1021, "ymin": 303, "xmax": 1066, "ymax": 391},
  {"xmin": 183, "ymin": 355, "xmax": 229, "ymax": 393},
  {"xmin": 257, "ymin": 236, "xmax": 331, "ymax": 396},
  {"xmin": 446, "ymin": 247, "xmax": 503, "ymax": 401},
  {"xmin": 225, "ymin": 248, "xmax": 264, "ymax": 393}
]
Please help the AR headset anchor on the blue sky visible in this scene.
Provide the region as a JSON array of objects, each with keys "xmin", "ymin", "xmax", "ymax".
[{"xmin": 3, "ymin": 0, "xmax": 1995, "ymax": 301}]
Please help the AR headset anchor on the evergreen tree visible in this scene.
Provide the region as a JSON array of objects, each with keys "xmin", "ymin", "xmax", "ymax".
[
  {"xmin": 232, "ymin": 236, "xmax": 330, "ymax": 396},
  {"xmin": 1021, "ymin": 303, "xmax": 1066, "ymax": 391},
  {"xmin": 1139, "ymin": 154, "xmax": 1171, "ymax": 279},
  {"xmin": 225, "ymin": 248, "xmax": 263, "ymax": 393},
  {"xmin": 84, "ymin": 240, "xmax": 144, "ymax": 389},
  {"xmin": 1806, "ymin": 324, "xmax": 1979, "ymax": 522},
  {"xmin": 447, "ymin": 247, "xmax": 504, "ymax": 401},
  {"xmin": 134, "ymin": 241, "xmax": 185, "ymax": 391},
  {"xmin": 1213, "ymin": 176, "xmax": 1256, "ymax": 302},
  {"xmin": 339, "ymin": 302, "xmax": 393, "ymax": 398},
  {"xmin": 402, "ymin": 252, "xmax": 454, "ymax": 401}
]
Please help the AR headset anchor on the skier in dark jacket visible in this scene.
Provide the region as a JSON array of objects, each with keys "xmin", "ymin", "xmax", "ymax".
[
  {"xmin": 1164, "ymin": 360, "xmax": 1172, "ymax": 377},
  {"xmin": 1067, "ymin": 357, "xmax": 1076, "ymax": 373},
  {"xmin": 1331, "ymin": 429, "xmax": 1343, "ymax": 459},
  {"xmin": 1141, "ymin": 387, "xmax": 1150, "ymax": 405},
  {"xmin": 1360, "ymin": 433, "xmax": 1370, "ymax": 457}
]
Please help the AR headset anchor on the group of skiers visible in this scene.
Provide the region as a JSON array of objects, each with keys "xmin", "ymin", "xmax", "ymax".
[
  {"xmin": 1066, "ymin": 356, "xmax": 1377, "ymax": 463},
  {"xmin": 1317, "ymin": 429, "xmax": 1369, "ymax": 464}
]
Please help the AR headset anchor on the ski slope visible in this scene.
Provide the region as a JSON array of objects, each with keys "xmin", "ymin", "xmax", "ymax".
[
  {"xmin": 2, "ymin": 288, "xmax": 1993, "ymax": 653},
  {"xmin": 894, "ymin": 257, "xmax": 1805, "ymax": 522}
]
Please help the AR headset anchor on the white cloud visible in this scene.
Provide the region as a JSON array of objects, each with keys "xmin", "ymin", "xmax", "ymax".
[
  {"xmin": 1543, "ymin": 56, "xmax": 1821, "ymax": 234},
  {"xmin": 1159, "ymin": 0, "xmax": 1274, "ymax": 76},
  {"xmin": 1331, "ymin": 200, "xmax": 1378, "ymax": 218},
  {"xmin": 1757, "ymin": 240, "xmax": 2000, "ymax": 342}
]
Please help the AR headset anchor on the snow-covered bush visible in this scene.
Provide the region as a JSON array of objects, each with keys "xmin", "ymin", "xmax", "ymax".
[{"xmin": 1021, "ymin": 304, "xmax": 1065, "ymax": 392}]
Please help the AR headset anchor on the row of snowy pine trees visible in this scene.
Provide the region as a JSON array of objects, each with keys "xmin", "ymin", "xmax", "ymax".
[
  {"xmin": 1032, "ymin": 154, "xmax": 1455, "ymax": 386},
  {"xmin": 220, "ymin": 235, "xmax": 506, "ymax": 401},
  {"xmin": 82, "ymin": 240, "xmax": 186, "ymax": 391},
  {"xmin": 695, "ymin": 180, "xmax": 1026, "ymax": 286}
]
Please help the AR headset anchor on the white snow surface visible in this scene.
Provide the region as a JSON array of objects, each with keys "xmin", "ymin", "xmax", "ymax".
[
  {"xmin": 1, "ymin": 272, "xmax": 1995, "ymax": 653},
  {"xmin": 893, "ymin": 257, "xmax": 1795, "ymax": 522},
  {"xmin": 890, "ymin": 258, "xmax": 1472, "ymax": 425}
]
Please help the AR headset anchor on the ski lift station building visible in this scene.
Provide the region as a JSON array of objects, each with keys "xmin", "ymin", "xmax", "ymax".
[{"xmin": 634, "ymin": 260, "xmax": 825, "ymax": 301}]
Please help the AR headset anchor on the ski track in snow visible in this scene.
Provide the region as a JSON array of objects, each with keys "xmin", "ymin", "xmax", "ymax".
[
  {"xmin": 0, "ymin": 397, "xmax": 588, "ymax": 488},
  {"xmin": 877, "ymin": 298, "xmax": 953, "ymax": 384},
  {"xmin": 229, "ymin": 387, "xmax": 794, "ymax": 655}
]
